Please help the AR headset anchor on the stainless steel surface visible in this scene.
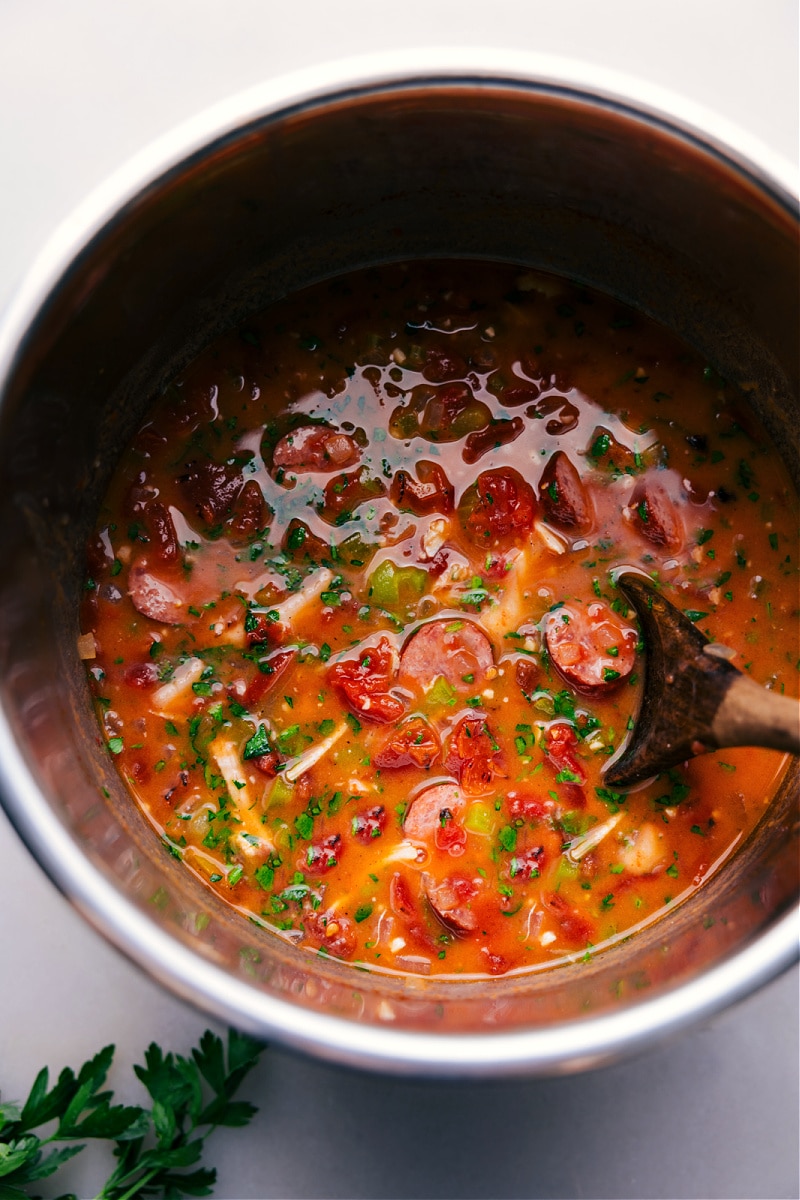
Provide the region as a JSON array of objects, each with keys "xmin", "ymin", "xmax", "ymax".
[{"xmin": 0, "ymin": 51, "xmax": 797, "ymax": 1076}]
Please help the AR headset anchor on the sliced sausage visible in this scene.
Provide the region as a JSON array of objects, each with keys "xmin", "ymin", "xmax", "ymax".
[
  {"xmin": 272, "ymin": 424, "xmax": 360, "ymax": 473},
  {"xmin": 143, "ymin": 500, "xmax": 181, "ymax": 565},
  {"xmin": 537, "ymin": 451, "xmax": 593, "ymax": 531},
  {"xmin": 128, "ymin": 558, "xmax": 186, "ymax": 624},
  {"xmin": 462, "ymin": 417, "xmax": 525, "ymax": 465},
  {"xmin": 228, "ymin": 480, "xmax": 268, "ymax": 541},
  {"xmin": 180, "ymin": 460, "xmax": 244, "ymax": 524},
  {"xmin": 628, "ymin": 479, "xmax": 683, "ymax": 549},
  {"xmin": 389, "ymin": 461, "xmax": 454, "ymax": 516},
  {"xmin": 424, "ymin": 874, "xmax": 479, "ymax": 934},
  {"xmin": 398, "ymin": 619, "xmax": 494, "ymax": 694},
  {"xmin": 545, "ymin": 601, "xmax": 637, "ymax": 696},
  {"xmin": 403, "ymin": 783, "xmax": 465, "ymax": 842}
]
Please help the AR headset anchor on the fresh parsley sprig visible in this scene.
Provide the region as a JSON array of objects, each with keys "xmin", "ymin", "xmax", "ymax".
[{"xmin": 0, "ymin": 1028, "xmax": 264, "ymax": 1200}]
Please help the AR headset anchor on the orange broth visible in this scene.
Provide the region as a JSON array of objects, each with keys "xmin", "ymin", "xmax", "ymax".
[{"xmin": 80, "ymin": 262, "xmax": 798, "ymax": 979}]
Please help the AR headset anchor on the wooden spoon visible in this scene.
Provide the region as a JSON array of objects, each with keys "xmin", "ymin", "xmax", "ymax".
[{"xmin": 603, "ymin": 571, "xmax": 800, "ymax": 789}]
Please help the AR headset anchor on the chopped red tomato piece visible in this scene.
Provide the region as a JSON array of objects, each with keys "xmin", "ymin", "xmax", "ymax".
[
  {"xmin": 272, "ymin": 424, "xmax": 361, "ymax": 473},
  {"xmin": 328, "ymin": 637, "xmax": 405, "ymax": 723},
  {"xmin": 545, "ymin": 723, "xmax": 587, "ymax": 785},
  {"xmin": 445, "ymin": 716, "xmax": 506, "ymax": 795},
  {"xmin": 123, "ymin": 662, "xmax": 159, "ymax": 689},
  {"xmin": 303, "ymin": 906, "xmax": 356, "ymax": 959},
  {"xmin": 460, "ymin": 467, "xmax": 536, "ymax": 545},
  {"xmin": 305, "ymin": 833, "xmax": 343, "ymax": 873},
  {"xmin": 373, "ymin": 716, "xmax": 440, "ymax": 770},
  {"xmin": 544, "ymin": 892, "xmax": 595, "ymax": 947},
  {"xmin": 351, "ymin": 806, "xmax": 387, "ymax": 842}
]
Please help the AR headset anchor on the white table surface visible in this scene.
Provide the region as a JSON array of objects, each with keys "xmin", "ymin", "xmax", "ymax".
[{"xmin": 1, "ymin": 4, "xmax": 798, "ymax": 1198}]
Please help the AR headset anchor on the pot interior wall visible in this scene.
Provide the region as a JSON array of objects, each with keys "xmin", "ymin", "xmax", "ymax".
[{"xmin": 0, "ymin": 81, "xmax": 797, "ymax": 1039}]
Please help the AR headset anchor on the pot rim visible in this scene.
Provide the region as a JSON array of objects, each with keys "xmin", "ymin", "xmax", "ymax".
[{"xmin": 0, "ymin": 48, "xmax": 797, "ymax": 1077}]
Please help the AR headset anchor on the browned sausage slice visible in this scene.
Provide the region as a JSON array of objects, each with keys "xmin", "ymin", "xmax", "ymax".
[
  {"xmin": 403, "ymin": 783, "xmax": 465, "ymax": 841},
  {"xmin": 272, "ymin": 425, "xmax": 360, "ymax": 473},
  {"xmin": 538, "ymin": 451, "xmax": 593, "ymax": 530},
  {"xmin": 424, "ymin": 874, "xmax": 479, "ymax": 933},
  {"xmin": 398, "ymin": 619, "xmax": 494, "ymax": 694},
  {"xmin": 629, "ymin": 479, "xmax": 683, "ymax": 549},
  {"xmin": 544, "ymin": 601, "xmax": 637, "ymax": 695},
  {"xmin": 128, "ymin": 558, "xmax": 185, "ymax": 624}
]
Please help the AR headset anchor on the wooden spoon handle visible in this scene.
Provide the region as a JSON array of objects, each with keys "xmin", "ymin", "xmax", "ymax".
[{"xmin": 713, "ymin": 674, "xmax": 800, "ymax": 754}]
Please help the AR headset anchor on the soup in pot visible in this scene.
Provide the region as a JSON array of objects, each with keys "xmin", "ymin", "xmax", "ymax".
[{"xmin": 80, "ymin": 262, "xmax": 798, "ymax": 978}]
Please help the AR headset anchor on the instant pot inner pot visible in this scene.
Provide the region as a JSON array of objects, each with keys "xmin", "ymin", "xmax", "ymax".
[{"xmin": 1, "ymin": 84, "xmax": 797, "ymax": 1040}]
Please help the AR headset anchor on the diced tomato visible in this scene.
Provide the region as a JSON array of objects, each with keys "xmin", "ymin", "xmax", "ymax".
[
  {"xmin": 373, "ymin": 717, "xmax": 440, "ymax": 770},
  {"xmin": 460, "ymin": 467, "xmax": 536, "ymax": 545},
  {"xmin": 303, "ymin": 906, "xmax": 356, "ymax": 959},
  {"xmin": 544, "ymin": 892, "xmax": 595, "ymax": 946},
  {"xmin": 245, "ymin": 610, "xmax": 286, "ymax": 649},
  {"xmin": 515, "ymin": 657, "xmax": 538, "ymax": 699},
  {"xmin": 545, "ymin": 723, "xmax": 587, "ymax": 785},
  {"xmin": 445, "ymin": 716, "xmax": 506, "ymax": 795},
  {"xmin": 305, "ymin": 833, "xmax": 343, "ymax": 874},
  {"xmin": 351, "ymin": 806, "xmax": 386, "ymax": 842},
  {"xmin": 123, "ymin": 662, "xmax": 159, "ymax": 689},
  {"xmin": 251, "ymin": 751, "xmax": 280, "ymax": 777},
  {"xmin": 509, "ymin": 846, "xmax": 546, "ymax": 880},
  {"xmin": 328, "ymin": 637, "xmax": 405, "ymax": 723},
  {"xmin": 434, "ymin": 813, "xmax": 467, "ymax": 856},
  {"xmin": 507, "ymin": 791, "xmax": 552, "ymax": 824},
  {"xmin": 272, "ymin": 424, "xmax": 361, "ymax": 473},
  {"xmin": 390, "ymin": 461, "xmax": 454, "ymax": 515}
]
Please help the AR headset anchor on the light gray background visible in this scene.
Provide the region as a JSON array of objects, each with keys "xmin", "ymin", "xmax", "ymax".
[{"xmin": 0, "ymin": 4, "xmax": 798, "ymax": 1198}]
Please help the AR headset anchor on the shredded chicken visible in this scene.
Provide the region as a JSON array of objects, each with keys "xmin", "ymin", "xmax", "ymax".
[
  {"xmin": 153, "ymin": 657, "xmax": 204, "ymax": 712},
  {"xmin": 282, "ymin": 722, "xmax": 347, "ymax": 783}
]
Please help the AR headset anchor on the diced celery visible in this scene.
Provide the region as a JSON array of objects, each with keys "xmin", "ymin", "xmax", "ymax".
[
  {"xmin": 464, "ymin": 803, "xmax": 494, "ymax": 836},
  {"xmin": 267, "ymin": 776, "xmax": 294, "ymax": 808},
  {"xmin": 426, "ymin": 675, "xmax": 457, "ymax": 707},
  {"xmin": 367, "ymin": 560, "xmax": 427, "ymax": 609}
]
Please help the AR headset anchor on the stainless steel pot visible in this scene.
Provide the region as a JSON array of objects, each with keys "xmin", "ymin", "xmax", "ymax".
[{"xmin": 0, "ymin": 51, "xmax": 797, "ymax": 1076}]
